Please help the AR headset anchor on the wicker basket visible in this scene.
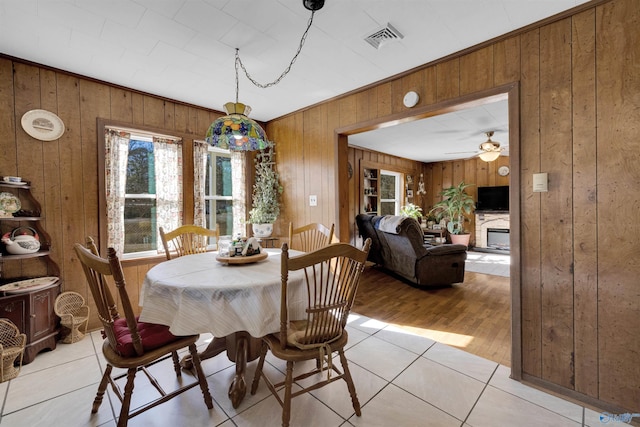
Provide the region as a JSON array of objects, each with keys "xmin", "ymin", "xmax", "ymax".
[
  {"xmin": 54, "ymin": 292, "xmax": 90, "ymax": 343},
  {"xmin": 0, "ymin": 319, "xmax": 26, "ymax": 382}
]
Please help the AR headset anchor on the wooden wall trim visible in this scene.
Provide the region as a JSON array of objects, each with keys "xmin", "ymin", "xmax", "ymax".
[
  {"xmin": 335, "ymin": 85, "xmax": 512, "ymax": 137},
  {"xmin": 520, "ymin": 373, "xmax": 628, "ymax": 416},
  {"xmin": 507, "ymin": 83, "xmax": 523, "ymax": 380}
]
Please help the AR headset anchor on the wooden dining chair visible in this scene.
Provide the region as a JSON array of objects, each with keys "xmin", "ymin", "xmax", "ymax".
[
  {"xmin": 287, "ymin": 222, "xmax": 335, "ymax": 252},
  {"xmin": 159, "ymin": 224, "xmax": 219, "ymax": 260},
  {"xmin": 74, "ymin": 237, "xmax": 213, "ymax": 427},
  {"xmin": 250, "ymin": 238, "xmax": 371, "ymax": 427}
]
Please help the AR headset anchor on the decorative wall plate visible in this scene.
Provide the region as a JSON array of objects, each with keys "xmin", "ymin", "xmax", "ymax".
[
  {"xmin": 0, "ymin": 192, "xmax": 21, "ymax": 213},
  {"xmin": 21, "ymin": 109, "xmax": 65, "ymax": 141}
]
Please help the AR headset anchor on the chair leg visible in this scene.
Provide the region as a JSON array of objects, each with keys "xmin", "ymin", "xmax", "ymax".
[
  {"xmin": 117, "ymin": 368, "xmax": 137, "ymax": 427},
  {"xmin": 338, "ymin": 349, "xmax": 361, "ymax": 416},
  {"xmin": 171, "ymin": 351, "xmax": 182, "ymax": 376},
  {"xmin": 282, "ymin": 361, "xmax": 294, "ymax": 427},
  {"xmin": 92, "ymin": 365, "xmax": 112, "ymax": 414},
  {"xmin": 188, "ymin": 343, "xmax": 214, "ymax": 409},
  {"xmin": 250, "ymin": 342, "xmax": 268, "ymax": 395}
]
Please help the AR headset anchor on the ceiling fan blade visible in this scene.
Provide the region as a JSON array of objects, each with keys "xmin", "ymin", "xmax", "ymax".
[{"xmin": 444, "ymin": 150, "xmax": 478, "ymax": 155}]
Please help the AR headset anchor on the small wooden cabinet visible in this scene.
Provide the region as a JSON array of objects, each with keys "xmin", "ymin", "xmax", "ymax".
[
  {"xmin": 0, "ymin": 180, "xmax": 60, "ymax": 364},
  {"xmin": 0, "ymin": 283, "xmax": 59, "ymax": 364}
]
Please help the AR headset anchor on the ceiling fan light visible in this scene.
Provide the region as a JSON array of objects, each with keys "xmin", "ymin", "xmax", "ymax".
[
  {"xmin": 478, "ymin": 150, "xmax": 501, "ymax": 162},
  {"xmin": 480, "ymin": 141, "xmax": 500, "ymax": 152}
]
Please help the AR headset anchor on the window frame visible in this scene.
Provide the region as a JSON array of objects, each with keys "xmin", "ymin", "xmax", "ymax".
[
  {"xmin": 98, "ymin": 119, "xmax": 254, "ymax": 264},
  {"xmin": 358, "ymin": 160, "xmax": 417, "ymax": 219},
  {"xmin": 98, "ymin": 119, "xmax": 189, "ymax": 262},
  {"xmin": 122, "ymin": 134, "xmax": 159, "ymax": 258},
  {"xmin": 380, "ymin": 169, "xmax": 401, "ymax": 216}
]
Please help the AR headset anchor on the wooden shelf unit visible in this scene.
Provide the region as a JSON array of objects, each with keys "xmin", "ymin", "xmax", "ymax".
[
  {"xmin": 0, "ymin": 181, "xmax": 60, "ymax": 364},
  {"xmin": 362, "ymin": 168, "xmax": 379, "ymax": 215}
]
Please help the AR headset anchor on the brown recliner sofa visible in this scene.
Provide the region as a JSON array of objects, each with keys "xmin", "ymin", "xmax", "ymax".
[{"xmin": 356, "ymin": 214, "xmax": 467, "ymax": 287}]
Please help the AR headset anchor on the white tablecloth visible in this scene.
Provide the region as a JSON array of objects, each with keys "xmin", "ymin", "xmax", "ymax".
[{"xmin": 139, "ymin": 249, "xmax": 306, "ymax": 337}]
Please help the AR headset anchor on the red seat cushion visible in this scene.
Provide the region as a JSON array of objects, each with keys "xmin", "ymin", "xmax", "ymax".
[{"xmin": 111, "ymin": 317, "xmax": 179, "ymax": 357}]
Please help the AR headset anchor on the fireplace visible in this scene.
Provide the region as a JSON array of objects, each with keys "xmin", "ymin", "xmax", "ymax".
[
  {"xmin": 487, "ymin": 228, "xmax": 510, "ymax": 250},
  {"xmin": 475, "ymin": 212, "xmax": 510, "ymax": 251}
]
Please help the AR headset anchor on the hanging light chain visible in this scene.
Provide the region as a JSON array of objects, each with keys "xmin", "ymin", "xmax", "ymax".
[{"xmin": 235, "ymin": 11, "xmax": 316, "ymax": 89}]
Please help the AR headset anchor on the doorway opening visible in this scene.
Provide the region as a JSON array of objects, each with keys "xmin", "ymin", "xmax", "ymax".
[{"xmin": 335, "ymin": 82, "xmax": 521, "ymax": 376}]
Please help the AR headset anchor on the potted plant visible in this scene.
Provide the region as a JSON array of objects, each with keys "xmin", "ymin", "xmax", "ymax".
[
  {"xmin": 248, "ymin": 146, "xmax": 283, "ymax": 237},
  {"xmin": 429, "ymin": 181, "xmax": 475, "ymax": 246},
  {"xmin": 400, "ymin": 203, "xmax": 423, "ymax": 220},
  {"xmin": 425, "ymin": 214, "xmax": 437, "ymax": 229}
]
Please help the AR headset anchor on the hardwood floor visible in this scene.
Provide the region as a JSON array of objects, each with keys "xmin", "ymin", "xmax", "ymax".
[{"xmin": 352, "ymin": 265, "xmax": 511, "ymax": 367}]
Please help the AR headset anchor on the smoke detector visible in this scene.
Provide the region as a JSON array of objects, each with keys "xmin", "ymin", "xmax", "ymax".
[{"xmin": 364, "ymin": 23, "xmax": 404, "ymax": 49}]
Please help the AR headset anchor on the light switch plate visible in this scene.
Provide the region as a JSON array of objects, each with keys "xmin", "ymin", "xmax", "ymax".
[
  {"xmin": 533, "ymin": 173, "xmax": 548, "ymax": 192},
  {"xmin": 309, "ymin": 195, "xmax": 317, "ymax": 206}
]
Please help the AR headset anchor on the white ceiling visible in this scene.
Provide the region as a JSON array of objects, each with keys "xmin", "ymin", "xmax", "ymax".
[
  {"xmin": 0, "ymin": 0, "xmax": 589, "ymax": 161},
  {"xmin": 349, "ymin": 99, "xmax": 510, "ymax": 163}
]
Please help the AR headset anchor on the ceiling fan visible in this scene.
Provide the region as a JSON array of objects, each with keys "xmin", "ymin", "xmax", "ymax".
[{"xmin": 445, "ymin": 131, "xmax": 504, "ymax": 162}]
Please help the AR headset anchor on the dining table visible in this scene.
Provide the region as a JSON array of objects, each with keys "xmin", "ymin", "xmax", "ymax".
[{"xmin": 139, "ymin": 248, "xmax": 306, "ymax": 408}]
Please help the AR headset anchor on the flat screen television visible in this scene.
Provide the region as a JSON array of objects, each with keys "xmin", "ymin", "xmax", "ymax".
[{"xmin": 476, "ymin": 185, "xmax": 509, "ymax": 211}]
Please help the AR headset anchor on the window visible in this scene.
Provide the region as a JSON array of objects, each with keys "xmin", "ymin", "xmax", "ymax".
[
  {"xmin": 380, "ymin": 170, "xmax": 401, "ymax": 215},
  {"xmin": 100, "ymin": 122, "xmax": 249, "ymax": 259},
  {"xmin": 103, "ymin": 127, "xmax": 183, "ymax": 258},
  {"xmin": 205, "ymin": 147, "xmax": 234, "ymax": 237},
  {"xmin": 124, "ymin": 136, "xmax": 156, "ymax": 254}
]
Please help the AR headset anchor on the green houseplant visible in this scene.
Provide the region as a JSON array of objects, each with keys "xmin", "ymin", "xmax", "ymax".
[
  {"xmin": 248, "ymin": 147, "xmax": 283, "ymax": 237},
  {"xmin": 429, "ymin": 181, "xmax": 475, "ymax": 245},
  {"xmin": 400, "ymin": 203, "xmax": 423, "ymax": 220}
]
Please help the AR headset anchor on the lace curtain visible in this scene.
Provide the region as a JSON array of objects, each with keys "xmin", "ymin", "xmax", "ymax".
[
  {"xmin": 105, "ymin": 129, "xmax": 130, "ymax": 255},
  {"xmin": 193, "ymin": 141, "xmax": 209, "ymax": 228},
  {"xmin": 154, "ymin": 136, "xmax": 183, "ymax": 251}
]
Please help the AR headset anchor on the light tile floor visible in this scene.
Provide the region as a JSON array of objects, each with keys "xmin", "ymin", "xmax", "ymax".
[{"xmin": 0, "ymin": 313, "xmax": 628, "ymax": 427}]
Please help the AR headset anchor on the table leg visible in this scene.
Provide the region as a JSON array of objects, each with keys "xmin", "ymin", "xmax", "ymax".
[
  {"xmin": 228, "ymin": 335, "xmax": 247, "ymax": 408},
  {"xmin": 179, "ymin": 332, "xmax": 262, "ymax": 408},
  {"xmin": 225, "ymin": 332, "xmax": 263, "ymax": 408}
]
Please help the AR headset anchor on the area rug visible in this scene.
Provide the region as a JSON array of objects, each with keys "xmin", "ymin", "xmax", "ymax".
[{"xmin": 465, "ymin": 251, "xmax": 510, "ymax": 277}]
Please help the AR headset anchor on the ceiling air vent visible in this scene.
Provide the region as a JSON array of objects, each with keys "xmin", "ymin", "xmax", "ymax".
[{"xmin": 364, "ymin": 23, "xmax": 404, "ymax": 49}]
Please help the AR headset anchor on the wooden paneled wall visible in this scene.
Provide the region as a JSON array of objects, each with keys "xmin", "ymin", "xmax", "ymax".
[
  {"xmin": 267, "ymin": 0, "xmax": 639, "ymax": 413},
  {"xmin": 0, "ymin": 58, "xmax": 224, "ymax": 330},
  {"xmin": 0, "ymin": 0, "xmax": 637, "ymax": 414}
]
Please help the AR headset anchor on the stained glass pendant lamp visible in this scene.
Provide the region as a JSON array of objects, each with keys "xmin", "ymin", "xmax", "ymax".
[
  {"xmin": 205, "ymin": 0, "xmax": 324, "ymax": 151},
  {"xmin": 205, "ymin": 52, "xmax": 270, "ymax": 151},
  {"xmin": 205, "ymin": 99, "xmax": 270, "ymax": 151}
]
